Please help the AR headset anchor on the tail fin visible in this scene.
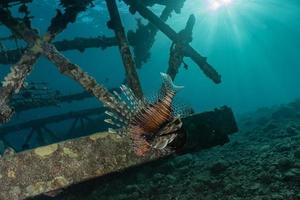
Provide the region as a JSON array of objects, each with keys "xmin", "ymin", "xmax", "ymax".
[{"xmin": 160, "ymin": 72, "xmax": 184, "ymax": 93}]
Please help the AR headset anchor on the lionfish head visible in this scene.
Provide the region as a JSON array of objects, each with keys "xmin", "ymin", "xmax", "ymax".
[{"xmin": 104, "ymin": 73, "xmax": 191, "ymax": 156}]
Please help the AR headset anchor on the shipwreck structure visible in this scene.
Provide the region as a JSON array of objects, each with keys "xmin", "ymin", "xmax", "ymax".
[{"xmin": 0, "ymin": 1, "xmax": 236, "ymax": 199}]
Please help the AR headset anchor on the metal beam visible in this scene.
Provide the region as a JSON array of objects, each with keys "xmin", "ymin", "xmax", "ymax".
[
  {"xmin": 0, "ymin": 2, "xmax": 94, "ymax": 123},
  {"xmin": 0, "ymin": 36, "xmax": 118, "ymax": 65},
  {"xmin": 123, "ymin": 0, "xmax": 221, "ymax": 84},
  {"xmin": 0, "ymin": 107, "xmax": 105, "ymax": 134},
  {"xmin": 0, "ymin": 106, "xmax": 238, "ymax": 200},
  {"xmin": 105, "ymin": 0, "xmax": 143, "ymax": 98}
]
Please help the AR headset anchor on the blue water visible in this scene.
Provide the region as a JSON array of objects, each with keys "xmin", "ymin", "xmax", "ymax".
[{"xmin": 0, "ymin": 0, "xmax": 300, "ymax": 148}]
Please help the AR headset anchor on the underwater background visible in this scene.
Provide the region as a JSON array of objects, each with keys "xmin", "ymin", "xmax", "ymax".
[
  {"xmin": 1, "ymin": 0, "xmax": 300, "ymax": 199},
  {"xmin": 1, "ymin": 0, "xmax": 300, "ymax": 118}
]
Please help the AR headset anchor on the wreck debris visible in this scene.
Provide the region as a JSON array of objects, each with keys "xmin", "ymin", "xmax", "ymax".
[
  {"xmin": 0, "ymin": 132, "xmax": 149, "ymax": 200},
  {"xmin": 40, "ymin": 42, "xmax": 122, "ymax": 109},
  {"xmin": 105, "ymin": 0, "xmax": 143, "ymax": 99},
  {"xmin": 47, "ymin": 0, "xmax": 94, "ymax": 40},
  {"xmin": 0, "ymin": 0, "xmax": 222, "ymax": 124},
  {"xmin": 178, "ymin": 106, "xmax": 238, "ymax": 153},
  {"xmin": 0, "ymin": 36, "xmax": 118, "ymax": 64},
  {"xmin": 0, "ymin": 0, "xmax": 32, "ymax": 7},
  {"xmin": 0, "ymin": 48, "xmax": 39, "ymax": 123},
  {"xmin": 0, "ymin": 1, "xmax": 99, "ymax": 123},
  {"xmin": 53, "ymin": 35, "xmax": 117, "ymax": 52},
  {"xmin": 167, "ymin": 14, "xmax": 195, "ymax": 80},
  {"xmin": 12, "ymin": 90, "xmax": 89, "ymax": 112},
  {"xmin": 0, "ymin": 0, "xmax": 150, "ymax": 123},
  {"xmin": 127, "ymin": 2, "xmax": 181, "ymax": 68},
  {"xmin": 0, "ymin": 2, "xmax": 234, "ymax": 199},
  {"xmin": 0, "ymin": 3, "xmax": 233, "ymax": 200},
  {"xmin": 11, "ymin": 82, "xmax": 60, "ymax": 111},
  {"xmin": 12, "ymin": 86, "xmax": 120, "ymax": 112},
  {"xmin": 0, "ymin": 107, "xmax": 106, "ymax": 151},
  {"xmin": 0, "ymin": 107, "xmax": 105, "ymax": 135},
  {"xmin": 0, "ymin": 8, "xmax": 43, "ymax": 123},
  {"xmin": 0, "ymin": 107, "xmax": 237, "ymax": 200},
  {"xmin": 123, "ymin": 0, "xmax": 221, "ymax": 84}
]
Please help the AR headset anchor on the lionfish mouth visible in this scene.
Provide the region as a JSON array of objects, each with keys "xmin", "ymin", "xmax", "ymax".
[{"xmin": 104, "ymin": 72, "xmax": 188, "ymax": 156}]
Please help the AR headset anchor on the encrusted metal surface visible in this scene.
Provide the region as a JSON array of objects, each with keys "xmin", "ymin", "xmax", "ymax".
[
  {"xmin": 0, "ymin": 107, "xmax": 238, "ymax": 200},
  {"xmin": 0, "ymin": 132, "xmax": 154, "ymax": 200}
]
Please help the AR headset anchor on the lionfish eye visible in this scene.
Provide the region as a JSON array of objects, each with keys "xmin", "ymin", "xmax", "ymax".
[{"xmin": 143, "ymin": 133, "xmax": 153, "ymax": 141}]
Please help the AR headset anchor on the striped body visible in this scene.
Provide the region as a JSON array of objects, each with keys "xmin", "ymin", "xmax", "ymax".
[
  {"xmin": 131, "ymin": 91, "xmax": 174, "ymax": 133},
  {"xmin": 104, "ymin": 73, "xmax": 184, "ymax": 156}
]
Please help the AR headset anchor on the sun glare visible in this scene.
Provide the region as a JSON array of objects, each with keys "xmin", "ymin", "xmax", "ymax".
[{"xmin": 209, "ymin": 0, "xmax": 233, "ymax": 11}]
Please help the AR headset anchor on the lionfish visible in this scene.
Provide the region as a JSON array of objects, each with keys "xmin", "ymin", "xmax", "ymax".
[{"xmin": 104, "ymin": 72, "xmax": 187, "ymax": 156}]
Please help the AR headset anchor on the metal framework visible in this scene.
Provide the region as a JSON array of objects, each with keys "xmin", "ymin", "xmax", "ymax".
[
  {"xmin": 0, "ymin": 107, "xmax": 238, "ymax": 200},
  {"xmin": 0, "ymin": 107, "xmax": 106, "ymax": 150},
  {"xmin": 0, "ymin": 0, "xmax": 221, "ymax": 125},
  {"xmin": 0, "ymin": 1, "xmax": 231, "ymax": 199}
]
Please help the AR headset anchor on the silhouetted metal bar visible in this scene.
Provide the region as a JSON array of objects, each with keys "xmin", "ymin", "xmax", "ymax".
[
  {"xmin": 56, "ymin": 91, "xmax": 92, "ymax": 102},
  {"xmin": 128, "ymin": 4, "xmax": 174, "ymax": 68},
  {"xmin": 0, "ymin": 107, "xmax": 105, "ymax": 134},
  {"xmin": 0, "ymin": 3, "xmax": 92, "ymax": 123},
  {"xmin": 12, "ymin": 87, "xmax": 120, "ymax": 112},
  {"xmin": 167, "ymin": 14, "xmax": 195, "ymax": 80},
  {"xmin": 123, "ymin": 0, "xmax": 221, "ymax": 84},
  {"xmin": 0, "ymin": 0, "xmax": 32, "ymax": 5},
  {"xmin": 54, "ymin": 36, "xmax": 117, "ymax": 52},
  {"xmin": 0, "ymin": 106, "xmax": 237, "ymax": 200},
  {"xmin": 0, "ymin": 0, "xmax": 22, "ymax": 3},
  {"xmin": 40, "ymin": 42, "xmax": 122, "ymax": 111},
  {"xmin": 105, "ymin": 0, "xmax": 143, "ymax": 99},
  {"xmin": 0, "ymin": 36, "xmax": 118, "ymax": 64},
  {"xmin": 0, "ymin": 14, "xmax": 129, "ymax": 125}
]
